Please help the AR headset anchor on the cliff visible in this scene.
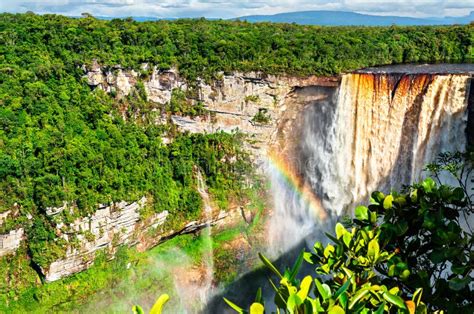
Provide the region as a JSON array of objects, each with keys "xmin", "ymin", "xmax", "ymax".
[
  {"xmin": 0, "ymin": 65, "xmax": 338, "ymax": 281},
  {"xmin": 85, "ymin": 63, "xmax": 338, "ymax": 163}
]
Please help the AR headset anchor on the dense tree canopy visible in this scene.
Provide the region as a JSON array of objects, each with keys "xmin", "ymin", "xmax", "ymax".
[{"xmin": 0, "ymin": 13, "xmax": 472, "ymax": 82}]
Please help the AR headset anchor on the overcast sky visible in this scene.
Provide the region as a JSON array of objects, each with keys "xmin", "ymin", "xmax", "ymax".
[{"xmin": 1, "ymin": 0, "xmax": 473, "ymax": 19}]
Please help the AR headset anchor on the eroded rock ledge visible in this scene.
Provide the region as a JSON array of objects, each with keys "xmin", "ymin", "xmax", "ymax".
[{"xmin": 41, "ymin": 197, "xmax": 235, "ymax": 282}]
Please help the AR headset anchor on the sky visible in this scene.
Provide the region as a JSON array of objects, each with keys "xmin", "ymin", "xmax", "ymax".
[{"xmin": 1, "ymin": 0, "xmax": 474, "ymax": 19}]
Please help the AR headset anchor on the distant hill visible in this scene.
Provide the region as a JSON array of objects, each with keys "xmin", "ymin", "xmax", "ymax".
[{"xmin": 234, "ymin": 10, "xmax": 474, "ymax": 26}]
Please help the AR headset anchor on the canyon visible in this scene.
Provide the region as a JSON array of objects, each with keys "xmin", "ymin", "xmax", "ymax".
[{"xmin": 1, "ymin": 63, "xmax": 473, "ymax": 284}]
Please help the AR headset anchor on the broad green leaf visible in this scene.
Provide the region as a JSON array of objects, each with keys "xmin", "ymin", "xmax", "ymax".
[
  {"xmin": 250, "ymin": 302, "xmax": 265, "ymax": 314},
  {"xmin": 287, "ymin": 294, "xmax": 303, "ymax": 313},
  {"xmin": 328, "ymin": 305, "xmax": 345, "ymax": 314},
  {"xmin": 224, "ymin": 298, "xmax": 244, "ymax": 313},
  {"xmin": 394, "ymin": 221, "xmax": 409, "ymax": 236},
  {"xmin": 383, "ymin": 195, "xmax": 393, "ymax": 209},
  {"xmin": 259, "ymin": 253, "xmax": 283, "ymax": 279},
  {"xmin": 324, "ymin": 244, "xmax": 335, "ymax": 258},
  {"xmin": 150, "ymin": 294, "xmax": 170, "ymax": 314},
  {"xmin": 343, "ymin": 232, "xmax": 352, "ymax": 248},
  {"xmin": 421, "ymin": 178, "xmax": 436, "ymax": 193},
  {"xmin": 339, "ymin": 292, "xmax": 348, "ymax": 309},
  {"xmin": 289, "ymin": 251, "xmax": 304, "ymax": 281},
  {"xmin": 373, "ymin": 302, "xmax": 385, "ymax": 314},
  {"xmin": 314, "ymin": 278, "xmax": 331, "ymax": 300},
  {"xmin": 451, "ymin": 264, "xmax": 467, "ymax": 275},
  {"xmin": 334, "ymin": 279, "xmax": 351, "ymax": 300},
  {"xmin": 382, "ymin": 292, "xmax": 407, "ymax": 309},
  {"xmin": 448, "ymin": 276, "xmax": 470, "ymax": 291},
  {"xmin": 400, "ymin": 269, "xmax": 410, "ymax": 280},
  {"xmin": 355, "ymin": 206, "xmax": 369, "ymax": 221},
  {"xmin": 371, "ymin": 191, "xmax": 385, "ymax": 203}
]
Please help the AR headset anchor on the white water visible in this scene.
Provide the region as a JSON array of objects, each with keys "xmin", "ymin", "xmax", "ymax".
[
  {"xmin": 267, "ymin": 72, "xmax": 471, "ymax": 256},
  {"xmin": 196, "ymin": 169, "xmax": 215, "ymax": 306}
]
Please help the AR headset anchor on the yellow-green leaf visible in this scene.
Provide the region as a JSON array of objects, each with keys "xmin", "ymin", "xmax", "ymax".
[
  {"xmin": 324, "ymin": 244, "xmax": 335, "ymax": 258},
  {"xmin": 348, "ymin": 288, "xmax": 370, "ymax": 309},
  {"xmin": 328, "ymin": 305, "xmax": 345, "ymax": 314},
  {"xmin": 383, "ymin": 292, "xmax": 407, "ymax": 309},
  {"xmin": 132, "ymin": 305, "xmax": 145, "ymax": 314},
  {"xmin": 335, "ymin": 223, "xmax": 346, "ymax": 239},
  {"xmin": 224, "ymin": 298, "xmax": 244, "ymax": 313},
  {"xmin": 383, "ymin": 195, "xmax": 394, "ymax": 209},
  {"xmin": 412, "ymin": 288, "xmax": 423, "ymax": 306},
  {"xmin": 259, "ymin": 253, "xmax": 283, "ymax": 279},
  {"xmin": 250, "ymin": 302, "xmax": 265, "ymax": 314},
  {"xmin": 150, "ymin": 294, "xmax": 170, "ymax": 314},
  {"xmin": 367, "ymin": 239, "xmax": 380, "ymax": 261},
  {"xmin": 297, "ymin": 276, "xmax": 313, "ymax": 300}
]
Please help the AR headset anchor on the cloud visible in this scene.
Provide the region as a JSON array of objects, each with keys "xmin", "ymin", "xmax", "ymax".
[{"xmin": 1, "ymin": 0, "xmax": 473, "ymax": 18}]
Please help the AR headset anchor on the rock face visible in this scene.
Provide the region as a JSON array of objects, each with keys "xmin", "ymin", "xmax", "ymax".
[
  {"xmin": 85, "ymin": 65, "xmax": 338, "ymax": 164},
  {"xmin": 0, "ymin": 210, "xmax": 24, "ymax": 257},
  {"xmin": 42, "ymin": 196, "xmax": 236, "ymax": 281},
  {"xmin": 44, "ymin": 197, "xmax": 149, "ymax": 281},
  {"xmin": 25, "ymin": 68, "xmax": 337, "ymax": 281},
  {"xmin": 467, "ymin": 77, "xmax": 474, "ymax": 146},
  {"xmin": 0, "ymin": 229, "xmax": 24, "ymax": 257}
]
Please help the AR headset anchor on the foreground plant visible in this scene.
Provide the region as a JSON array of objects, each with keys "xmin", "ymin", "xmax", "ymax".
[
  {"xmin": 225, "ymin": 152, "xmax": 473, "ymax": 313},
  {"xmin": 132, "ymin": 294, "xmax": 169, "ymax": 314}
]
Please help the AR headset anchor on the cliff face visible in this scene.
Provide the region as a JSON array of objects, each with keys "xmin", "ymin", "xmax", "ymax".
[
  {"xmin": 85, "ymin": 63, "xmax": 338, "ymax": 162},
  {"xmin": 0, "ymin": 65, "xmax": 338, "ymax": 281}
]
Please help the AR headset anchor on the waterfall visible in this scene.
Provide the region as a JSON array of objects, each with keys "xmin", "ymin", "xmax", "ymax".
[
  {"xmin": 196, "ymin": 170, "xmax": 214, "ymax": 306},
  {"xmin": 267, "ymin": 72, "xmax": 471, "ymax": 255}
]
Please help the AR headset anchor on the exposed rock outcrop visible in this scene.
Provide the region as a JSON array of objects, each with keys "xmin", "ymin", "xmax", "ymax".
[
  {"xmin": 84, "ymin": 65, "xmax": 339, "ymax": 164},
  {"xmin": 0, "ymin": 228, "xmax": 24, "ymax": 257},
  {"xmin": 42, "ymin": 197, "xmax": 239, "ymax": 281}
]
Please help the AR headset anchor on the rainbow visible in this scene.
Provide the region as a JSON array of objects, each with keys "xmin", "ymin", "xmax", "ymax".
[{"xmin": 267, "ymin": 150, "xmax": 328, "ymax": 221}]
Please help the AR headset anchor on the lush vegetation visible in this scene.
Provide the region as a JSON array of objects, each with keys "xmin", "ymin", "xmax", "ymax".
[
  {"xmin": 225, "ymin": 152, "xmax": 473, "ymax": 313},
  {"xmin": 0, "ymin": 180, "xmax": 267, "ymax": 313},
  {"xmin": 1, "ymin": 13, "xmax": 472, "ymax": 83},
  {"xmin": 0, "ymin": 12, "xmax": 472, "ymax": 311}
]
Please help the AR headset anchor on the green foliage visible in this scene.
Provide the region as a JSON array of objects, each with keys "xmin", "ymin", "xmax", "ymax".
[
  {"xmin": 133, "ymin": 294, "xmax": 170, "ymax": 314},
  {"xmin": 167, "ymin": 88, "xmax": 207, "ymax": 117},
  {"xmin": 226, "ymin": 153, "xmax": 473, "ymax": 313},
  {"xmin": 0, "ymin": 14, "xmax": 471, "ymax": 81},
  {"xmin": 252, "ymin": 109, "xmax": 271, "ymax": 125},
  {"xmin": 245, "ymin": 95, "xmax": 261, "ymax": 103}
]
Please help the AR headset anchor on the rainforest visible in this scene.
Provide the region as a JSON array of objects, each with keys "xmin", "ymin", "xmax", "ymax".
[{"xmin": 0, "ymin": 12, "xmax": 473, "ymax": 314}]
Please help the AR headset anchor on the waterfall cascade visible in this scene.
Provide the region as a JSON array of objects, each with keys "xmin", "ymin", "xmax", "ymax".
[
  {"xmin": 268, "ymin": 69, "xmax": 472, "ymax": 254},
  {"xmin": 196, "ymin": 170, "xmax": 214, "ymax": 305}
]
